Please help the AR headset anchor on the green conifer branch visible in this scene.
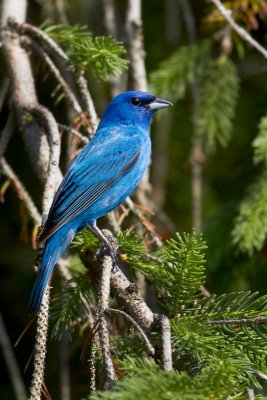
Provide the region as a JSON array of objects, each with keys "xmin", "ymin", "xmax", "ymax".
[
  {"xmin": 42, "ymin": 24, "xmax": 128, "ymax": 80},
  {"xmin": 195, "ymin": 55, "xmax": 239, "ymax": 152},
  {"xmin": 90, "ymin": 357, "xmax": 263, "ymax": 400},
  {"xmin": 232, "ymin": 170, "xmax": 267, "ymax": 254},
  {"xmin": 253, "ymin": 115, "xmax": 267, "ymax": 165},
  {"xmin": 58, "ymin": 230, "xmax": 267, "ymax": 397},
  {"xmin": 50, "ymin": 274, "xmax": 95, "ymax": 340},
  {"xmin": 149, "ymin": 40, "xmax": 210, "ymax": 102}
]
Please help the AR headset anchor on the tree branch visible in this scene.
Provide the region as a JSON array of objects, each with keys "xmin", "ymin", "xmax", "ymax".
[
  {"xmin": 21, "ymin": 36, "xmax": 82, "ymax": 115},
  {"xmin": 108, "ymin": 308, "xmax": 155, "ymax": 355},
  {"xmin": 75, "ymin": 74, "xmax": 99, "ymax": 138},
  {"xmin": 96, "ymin": 252, "xmax": 116, "ymax": 388},
  {"xmin": 0, "ymin": 310, "xmax": 27, "ymax": 400},
  {"xmin": 125, "ymin": 0, "xmax": 147, "ymax": 91},
  {"xmin": 29, "ymin": 289, "xmax": 50, "ymax": 400},
  {"xmin": 204, "ymin": 316, "xmax": 267, "ymax": 325},
  {"xmin": 58, "ymin": 123, "xmax": 89, "ymax": 145},
  {"xmin": 0, "ymin": 113, "xmax": 15, "ymax": 158},
  {"xmin": 0, "ymin": 158, "xmax": 42, "ymax": 225},
  {"xmin": 159, "ymin": 315, "xmax": 172, "ymax": 371},
  {"xmin": 110, "ymin": 256, "xmax": 154, "ymax": 330},
  {"xmin": 1, "ymin": 7, "xmax": 50, "ymax": 182},
  {"xmin": 25, "ymin": 103, "xmax": 61, "ymax": 216},
  {"xmin": 210, "ymin": 0, "xmax": 267, "ymax": 59}
]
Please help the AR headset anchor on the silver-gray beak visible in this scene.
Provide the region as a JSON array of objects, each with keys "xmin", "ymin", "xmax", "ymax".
[{"xmin": 149, "ymin": 97, "xmax": 173, "ymax": 110}]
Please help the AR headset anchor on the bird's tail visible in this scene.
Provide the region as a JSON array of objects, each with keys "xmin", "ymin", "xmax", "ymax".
[{"xmin": 28, "ymin": 225, "xmax": 76, "ymax": 314}]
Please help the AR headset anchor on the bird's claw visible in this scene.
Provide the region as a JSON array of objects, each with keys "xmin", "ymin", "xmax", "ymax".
[{"xmin": 97, "ymin": 234, "xmax": 119, "ymax": 264}]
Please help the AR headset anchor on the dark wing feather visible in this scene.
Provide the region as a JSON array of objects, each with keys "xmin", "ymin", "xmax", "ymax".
[{"xmin": 39, "ymin": 142, "xmax": 140, "ymax": 243}]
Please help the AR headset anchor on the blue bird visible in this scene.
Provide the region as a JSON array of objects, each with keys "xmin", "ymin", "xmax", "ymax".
[{"xmin": 28, "ymin": 91, "xmax": 172, "ymax": 313}]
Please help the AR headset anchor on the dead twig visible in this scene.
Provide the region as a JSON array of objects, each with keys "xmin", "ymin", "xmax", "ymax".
[
  {"xmin": 108, "ymin": 308, "xmax": 155, "ymax": 356},
  {"xmin": 76, "ymin": 75, "xmax": 99, "ymax": 138},
  {"xmin": 21, "ymin": 36, "xmax": 82, "ymax": 115},
  {"xmin": 0, "ymin": 113, "xmax": 15, "ymax": 158},
  {"xmin": 204, "ymin": 316, "xmax": 267, "ymax": 325},
  {"xmin": 29, "ymin": 289, "xmax": 50, "ymax": 400},
  {"xmin": 58, "ymin": 123, "xmax": 89, "ymax": 145},
  {"xmin": 159, "ymin": 315, "xmax": 172, "ymax": 371},
  {"xmin": 96, "ymin": 250, "xmax": 116, "ymax": 388},
  {"xmin": 0, "ymin": 158, "xmax": 41, "ymax": 224},
  {"xmin": 0, "ymin": 310, "xmax": 27, "ymax": 400},
  {"xmin": 24, "ymin": 103, "xmax": 61, "ymax": 216},
  {"xmin": 210, "ymin": 0, "xmax": 267, "ymax": 59}
]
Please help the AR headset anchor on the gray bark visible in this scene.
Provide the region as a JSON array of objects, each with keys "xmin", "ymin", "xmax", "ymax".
[{"xmin": 1, "ymin": 0, "xmax": 50, "ymax": 182}]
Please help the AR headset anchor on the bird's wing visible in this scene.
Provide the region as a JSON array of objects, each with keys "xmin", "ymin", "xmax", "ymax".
[{"xmin": 39, "ymin": 133, "xmax": 142, "ymax": 243}]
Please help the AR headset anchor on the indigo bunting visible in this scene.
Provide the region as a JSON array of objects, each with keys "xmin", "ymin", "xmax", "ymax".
[{"xmin": 29, "ymin": 91, "xmax": 172, "ymax": 313}]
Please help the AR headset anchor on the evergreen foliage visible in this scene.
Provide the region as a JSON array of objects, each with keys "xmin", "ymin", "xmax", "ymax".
[
  {"xmin": 195, "ymin": 56, "xmax": 239, "ymax": 152},
  {"xmin": 232, "ymin": 115, "xmax": 267, "ymax": 254},
  {"xmin": 50, "ymin": 258, "xmax": 95, "ymax": 340},
  {"xmin": 43, "ymin": 24, "xmax": 128, "ymax": 80},
  {"xmin": 149, "ymin": 40, "xmax": 210, "ymax": 103},
  {"xmin": 89, "ymin": 360, "xmax": 264, "ymax": 400},
  {"xmin": 253, "ymin": 116, "xmax": 267, "ymax": 165},
  {"xmin": 232, "ymin": 170, "xmax": 267, "ymax": 254},
  {"xmin": 117, "ymin": 231, "xmax": 206, "ymax": 314},
  {"xmin": 49, "ymin": 230, "xmax": 267, "ymax": 399},
  {"xmin": 149, "ymin": 42, "xmax": 239, "ymax": 152}
]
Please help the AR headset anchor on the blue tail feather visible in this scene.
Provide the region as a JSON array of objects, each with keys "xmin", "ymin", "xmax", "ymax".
[{"xmin": 28, "ymin": 225, "xmax": 76, "ymax": 314}]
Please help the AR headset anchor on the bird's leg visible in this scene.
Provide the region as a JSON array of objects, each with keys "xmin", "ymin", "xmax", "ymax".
[{"xmin": 87, "ymin": 224, "xmax": 118, "ymax": 262}]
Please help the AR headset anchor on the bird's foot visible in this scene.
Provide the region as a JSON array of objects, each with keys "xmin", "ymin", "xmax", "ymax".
[
  {"xmin": 97, "ymin": 232, "xmax": 118, "ymax": 263},
  {"xmin": 87, "ymin": 224, "xmax": 118, "ymax": 263}
]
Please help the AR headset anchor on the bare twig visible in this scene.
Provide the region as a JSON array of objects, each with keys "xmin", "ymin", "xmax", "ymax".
[
  {"xmin": 0, "ymin": 310, "xmax": 27, "ymax": 400},
  {"xmin": 58, "ymin": 123, "xmax": 89, "ymax": 145},
  {"xmin": 204, "ymin": 316, "xmax": 267, "ymax": 325},
  {"xmin": 159, "ymin": 315, "xmax": 172, "ymax": 371},
  {"xmin": 89, "ymin": 335, "xmax": 97, "ymax": 395},
  {"xmin": 0, "ymin": 77, "xmax": 10, "ymax": 111},
  {"xmin": 8, "ymin": 20, "xmax": 68, "ymax": 62},
  {"xmin": 29, "ymin": 288, "xmax": 50, "ymax": 400},
  {"xmin": 108, "ymin": 308, "xmax": 155, "ymax": 355},
  {"xmin": 22, "ymin": 36, "xmax": 82, "ymax": 115},
  {"xmin": 125, "ymin": 0, "xmax": 151, "ymax": 208},
  {"xmin": 125, "ymin": 197, "xmax": 162, "ymax": 246},
  {"xmin": 107, "ymin": 211, "xmax": 121, "ymax": 235},
  {"xmin": 250, "ymin": 368, "xmax": 267, "ymax": 383},
  {"xmin": 59, "ymin": 328, "xmax": 71, "ymax": 400},
  {"xmin": 0, "ymin": 158, "xmax": 41, "ymax": 225},
  {"xmin": 96, "ymin": 252, "xmax": 116, "ymax": 388},
  {"xmin": 247, "ymin": 388, "xmax": 255, "ymax": 400},
  {"xmin": 210, "ymin": 0, "xmax": 267, "ymax": 59},
  {"xmin": 144, "ymin": 252, "xmax": 173, "ymax": 269},
  {"xmin": 25, "ymin": 103, "xmax": 61, "ymax": 216},
  {"xmin": 180, "ymin": 0, "xmax": 204, "ymax": 233},
  {"xmin": 76, "ymin": 75, "xmax": 99, "ymax": 138},
  {"xmin": 25, "ymin": 103, "xmax": 60, "ymax": 399},
  {"xmin": 0, "ymin": 113, "xmax": 15, "ymax": 158},
  {"xmin": 110, "ymin": 257, "xmax": 154, "ymax": 330},
  {"xmin": 125, "ymin": 0, "xmax": 147, "ymax": 91},
  {"xmin": 8, "ymin": 21, "xmax": 99, "ymax": 139},
  {"xmin": 101, "ymin": 0, "xmax": 125, "ymax": 96},
  {"xmin": 54, "ymin": 0, "xmax": 69, "ymax": 24},
  {"xmin": 1, "ymin": 7, "xmax": 50, "ymax": 182}
]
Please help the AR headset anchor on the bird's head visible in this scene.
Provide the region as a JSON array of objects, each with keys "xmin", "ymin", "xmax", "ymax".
[{"xmin": 99, "ymin": 91, "xmax": 172, "ymax": 131}]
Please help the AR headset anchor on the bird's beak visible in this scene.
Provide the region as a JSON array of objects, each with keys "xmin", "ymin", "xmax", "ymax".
[{"xmin": 148, "ymin": 97, "xmax": 173, "ymax": 110}]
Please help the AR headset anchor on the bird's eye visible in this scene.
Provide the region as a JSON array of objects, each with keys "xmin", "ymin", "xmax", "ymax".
[{"xmin": 131, "ymin": 97, "xmax": 141, "ymax": 106}]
